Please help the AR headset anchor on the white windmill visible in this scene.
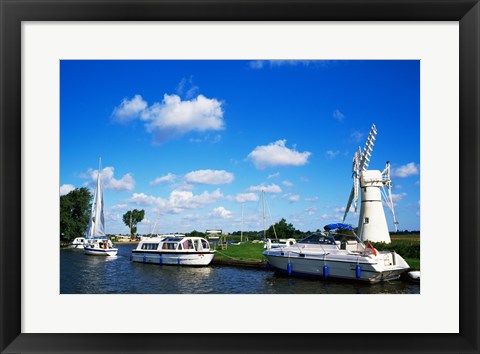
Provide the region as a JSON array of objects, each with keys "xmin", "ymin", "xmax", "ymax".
[{"xmin": 342, "ymin": 124, "xmax": 398, "ymax": 243}]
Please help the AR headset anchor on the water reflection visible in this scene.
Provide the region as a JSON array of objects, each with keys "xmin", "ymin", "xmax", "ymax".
[{"xmin": 61, "ymin": 244, "xmax": 419, "ymax": 295}]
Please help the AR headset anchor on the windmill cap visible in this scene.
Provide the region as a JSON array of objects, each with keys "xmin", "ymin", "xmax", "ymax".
[{"xmin": 361, "ymin": 170, "xmax": 383, "ymax": 180}]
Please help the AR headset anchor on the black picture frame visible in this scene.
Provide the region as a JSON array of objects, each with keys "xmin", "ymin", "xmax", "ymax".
[{"xmin": 1, "ymin": 1, "xmax": 478, "ymax": 353}]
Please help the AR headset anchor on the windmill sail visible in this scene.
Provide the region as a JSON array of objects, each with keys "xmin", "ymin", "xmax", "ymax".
[
  {"xmin": 342, "ymin": 126, "xmax": 377, "ymax": 223},
  {"xmin": 86, "ymin": 159, "xmax": 106, "ymax": 238}
]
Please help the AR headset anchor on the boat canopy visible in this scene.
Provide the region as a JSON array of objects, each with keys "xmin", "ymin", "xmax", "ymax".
[
  {"xmin": 162, "ymin": 237, "xmax": 185, "ymax": 242},
  {"xmin": 298, "ymin": 233, "xmax": 336, "ymax": 245},
  {"xmin": 324, "ymin": 223, "xmax": 353, "ymax": 231}
]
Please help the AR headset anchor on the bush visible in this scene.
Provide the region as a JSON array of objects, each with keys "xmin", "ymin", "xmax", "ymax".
[{"xmin": 372, "ymin": 240, "xmax": 420, "ymax": 259}]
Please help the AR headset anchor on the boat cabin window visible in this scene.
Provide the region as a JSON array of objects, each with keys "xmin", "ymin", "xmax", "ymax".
[
  {"xmin": 182, "ymin": 239, "xmax": 194, "ymax": 250},
  {"xmin": 298, "ymin": 233, "xmax": 335, "ymax": 245},
  {"xmin": 162, "ymin": 242, "xmax": 177, "ymax": 250},
  {"xmin": 141, "ymin": 243, "xmax": 159, "ymax": 250},
  {"xmin": 201, "ymin": 239, "xmax": 209, "ymax": 250}
]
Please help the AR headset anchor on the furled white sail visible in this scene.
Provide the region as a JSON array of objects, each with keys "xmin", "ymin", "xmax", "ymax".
[{"xmin": 86, "ymin": 158, "xmax": 106, "ymax": 237}]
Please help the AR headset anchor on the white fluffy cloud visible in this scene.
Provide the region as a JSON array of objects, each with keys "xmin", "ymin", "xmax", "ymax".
[
  {"xmin": 168, "ymin": 189, "xmax": 223, "ymax": 212},
  {"xmin": 212, "ymin": 206, "xmax": 233, "ymax": 219},
  {"xmin": 282, "ymin": 180, "xmax": 293, "ymax": 187},
  {"xmin": 391, "ymin": 162, "xmax": 420, "ymax": 178},
  {"xmin": 112, "ymin": 94, "xmax": 224, "ymax": 143},
  {"xmin": 234, "ymin": 192, "xmax": 259, "ymax": 203},
  {"xmin": 247, "ymin": 140, "xmax": 311, "ymax": 169},
  {"xmin": 60, "ymin": 184, "xmax": 75, "ymax": 196},
  {"xmin": 184, "ymin": 169, "xmax": 234, "ymax": 185},
  {"xmin": 128, "ymin": 188, "xmax": 223, "ymax": 214},
  {"xmin": 305, "ymin": 197, "xmax": 319, "ymax": 202},
  {"xmin": 150, "ymin": 173, "xmax": 176, "ymax": 185},
  {"xmin": 247, "ymin": 184, "xmax": 282, "ymax": 194},
  {"xmin": 128, "ymin": 193, "xmax": 162, "ymax": 206},
  {"xmin": 112, "ymin": 95, "xmax": 148, "ymax": 122},
  {"xmin": 84, "ymin": 166, "xmax": 135, "ymax": 192}
]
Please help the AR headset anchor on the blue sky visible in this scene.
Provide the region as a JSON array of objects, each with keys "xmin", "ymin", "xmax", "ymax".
[{"xmin": 60, "ymin": 60, "xmax": 420, "ymax": 235}]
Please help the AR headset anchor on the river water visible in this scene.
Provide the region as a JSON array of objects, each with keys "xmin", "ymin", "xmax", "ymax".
[{"xmin": 60, "ymin": 244, "xmax": 420, "ymax": 294}]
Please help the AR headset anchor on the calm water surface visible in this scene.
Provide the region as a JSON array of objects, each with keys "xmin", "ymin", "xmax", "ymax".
[{"xmin": 61, "ymin": 244, "xmax": 420, "ymax": 294}]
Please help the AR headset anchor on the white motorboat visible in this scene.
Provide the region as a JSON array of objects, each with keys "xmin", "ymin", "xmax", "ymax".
[
  {"xmin": 263, "ymin": 125, "xmax": 411, "ymax": 283},
  {"xmin": 70, "ymin": 237, "xmax": 86, "ymax": 249},
  {"xmin": 83, "ymin": 158, "xmax": 118, "ymax": 257},
  {"xmin": 263, "ymin": 224, "xmax": 410, "ymax": 283},
  {"xmin": 131, "ymin": 235, "xmax": 215, "ymax": 266}
]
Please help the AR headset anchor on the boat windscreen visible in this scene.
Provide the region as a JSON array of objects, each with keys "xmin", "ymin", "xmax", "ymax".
[
  {"xmin": 332, "ymin": 233, "xmax": 358, "ymax": 243},
  {"xmin": 162, "ymin": 237, "xmax": 183, "ymax": 242},
  {"xmin": 298, "ymin": 233, "xmax": 335, "ymax": 245}
]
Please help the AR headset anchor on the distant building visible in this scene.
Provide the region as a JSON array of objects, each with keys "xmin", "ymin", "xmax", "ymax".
[{"xmin": 115, "ymin": 235, "xmax": 131, "ymax": 241}]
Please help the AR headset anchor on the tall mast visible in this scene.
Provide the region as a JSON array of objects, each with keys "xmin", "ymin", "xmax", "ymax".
[
  {"xmin": 92, "ymin": 157, "xmax": 101, "ymax": 236},
  {"xmin": 262, "ymin": 190, "xmax": 266, "ymax": 240},
  {"xmin": 241, "ymin": 203, "xmax": 244, "ymax": 243}
]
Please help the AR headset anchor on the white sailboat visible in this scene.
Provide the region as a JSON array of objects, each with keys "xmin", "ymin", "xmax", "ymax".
[{"xmin": 84, "ymin": 158, "xmax": 118, "ymax": 256}]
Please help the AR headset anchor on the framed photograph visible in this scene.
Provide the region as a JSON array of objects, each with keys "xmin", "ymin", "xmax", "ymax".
[{"xmin": 1, "ymin": 0, "xmax": 478, "ymax": 353}]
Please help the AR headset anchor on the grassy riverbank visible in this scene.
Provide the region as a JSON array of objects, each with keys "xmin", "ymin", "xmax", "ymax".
[
  {"xmin": 213, "ymin": 242, "xmax": 266, "ymax": 262},
  {"xmin": 213, "ymin": 239, "xmax": 420, "ymax": 271}
]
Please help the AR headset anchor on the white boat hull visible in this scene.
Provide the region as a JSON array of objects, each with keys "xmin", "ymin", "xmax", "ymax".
[
  {"xmin": 131, "ymin": 251, "xmax": 215, "ymax": 266},
  {"xmin": 70, "ymin": 237, "xmax": 86, "ymax": 249},
  {"xmin": 264, "ymin": 251, "xmax": 409, "ymax": 284},
  {"xmin": 70, "ymin": 244, "xmax": 85, "ymax": 249},
  {"xmin": 84, "ymin": 247, "xmax": 118, "ymax": 256}
]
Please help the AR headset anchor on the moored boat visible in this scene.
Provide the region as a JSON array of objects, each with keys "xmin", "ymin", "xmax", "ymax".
[
  {"xmin": 263, "ymin": 224, "xmax": 409, "ymax": 283},
  {"xmin": 69, "ymin": 237, "xmax": 86, "ymax": 249},
  {"xmin": 131, "ymin": 235, "xmax": 215, "ymax": 266},
  {"xmin": 263, "ymin": 125, "xmax": 411, "ymax": 283},
  {"xmin": 84, "ymin": 237, "xmax": 118, "ymax": 256},
  {"xmin": 83, "ymin": 158, "xmax": 118, "ymax": 257}
]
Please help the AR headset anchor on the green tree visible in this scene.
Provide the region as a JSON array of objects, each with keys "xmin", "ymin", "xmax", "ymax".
[
  {"xmin": 267, "ymin": 218, "xmax": 296, "ymax": 239},
  {"xmin": 187, "ymin": 230, "xmax": 206, "ymax": 237},
  {"xmin": 122, "ymin": 209, "xmax": 145, "ymax": 238},
  {"xmin": 60, "ymin": 187, "xmax": 92, "ymax": 241}
]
